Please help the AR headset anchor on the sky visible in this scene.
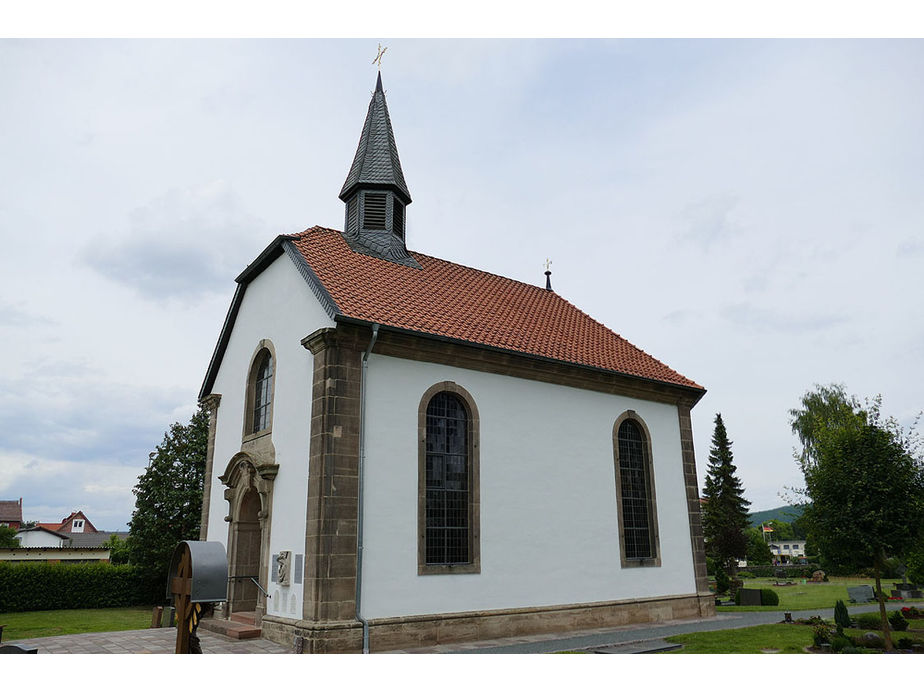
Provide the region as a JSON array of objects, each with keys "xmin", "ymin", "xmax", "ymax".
[{"xmin": 1, "ymin": 36, "xmax": 922, "ymax": 532}]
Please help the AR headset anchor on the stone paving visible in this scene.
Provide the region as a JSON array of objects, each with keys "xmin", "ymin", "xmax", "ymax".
[
  {"xmin": 6, "ymin": 627, "xmax": 289, "ymax": 654},
  {"xmin": 6, "ymin": 600, "xmax": 921, "ymax": 654}
]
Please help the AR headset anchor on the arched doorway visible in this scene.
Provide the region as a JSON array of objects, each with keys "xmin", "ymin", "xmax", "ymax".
[
  {"xmin": 220, "ymin": 453, "xmax": 278, "ymax": 622},
  {"xmin": 230, "ymin": 488, "xmax": 262, "ymax": 612}
]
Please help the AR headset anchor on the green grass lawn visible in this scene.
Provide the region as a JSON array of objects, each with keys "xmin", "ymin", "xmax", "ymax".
[
  {"xmin": 665, "ymin": 621, "xmax": 924, "ymax": 654},
  {"xmin": 715, "ymin": 576, "xmax": 918, "ymax": 612},
  {"xmin": 0, "ymin": 607, "xmax": 153, "ymax": 641},
  {"xmin": 665, "ymin": 624, "xmax": 814, "ymax": 653}
]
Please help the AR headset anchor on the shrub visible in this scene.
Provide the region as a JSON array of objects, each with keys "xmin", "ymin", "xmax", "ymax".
[
  {"xmin": 812, "ymin": 622, "xmax": 832, "ymax": 646},
  {"xmin": 714, "ymin": 564, "xmax": 730, "ymax": 594},
  {"xmin": 760, "ymin": 588, "xmax": 780, "ymax": 606},
  {"xmin": 0, "ymin": 561, "xmax": 154, "ymax": 612},
  {"xmin": 831, "ymin": 634, "xmax": 852, "ymax": 652},
  {"xmin": 706, "ymin": 555, "xmax": 716, "ymax": 577},
  {"xmin": 834, "ymin": 600, "xmax": 851, "ymax": 630},
  {"xmin": 737, "ymin": 571, "xmax": 755, "ymax": 579},
  {"xmin": 841, "ymin": 645, "xmax": 864, "ymax": 654},
  {"xmin": 888, "ymin": 610, "xmax": 909, "ymax": 632},
  {"xmin": 856, "ymin": 631, "xmax": 885, "ymax": 649},
  {"xmin": 897, "ymin": 637, "xmax": 914, "ymax": 650},
  {"xmin": 855, "ymin": 613, "xmax": 882, "ymax": 630}
]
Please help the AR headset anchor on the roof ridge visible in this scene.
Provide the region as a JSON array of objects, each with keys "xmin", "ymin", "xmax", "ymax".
[{"xmin": 297, "ymin": 226, "xmax": 566, "ymax": 297}]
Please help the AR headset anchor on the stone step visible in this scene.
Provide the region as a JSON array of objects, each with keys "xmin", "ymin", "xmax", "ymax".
[
  {"xmin": 230, "ymin": 611, "xmax": 258, "ymax": 626},
  {"xmin": 199, "ymin": 618, "xmax": 261, "ymax": 640}
]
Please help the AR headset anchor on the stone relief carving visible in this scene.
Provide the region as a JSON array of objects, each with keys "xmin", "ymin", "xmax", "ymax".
[{"xmin": 276, "ymin": 550, "xmax": 291, "ymax": 585}]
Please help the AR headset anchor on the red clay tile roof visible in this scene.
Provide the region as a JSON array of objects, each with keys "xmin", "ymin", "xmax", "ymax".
[{"xmin": 290, "ymin": 227, "xmax": 703, "ymax": 391}]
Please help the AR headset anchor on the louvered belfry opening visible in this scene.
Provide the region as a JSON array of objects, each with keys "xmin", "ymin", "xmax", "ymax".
[
  {"xmin": 392, "ymin": 200, "xmax": 404, "ymax": 239},
  {"xmin": 425, "ymin": 392, "xmax": 470, "ymax": 565},
  {"xmin": 363, "ymin": 192, "xmax": 387, "ymax": 230}
]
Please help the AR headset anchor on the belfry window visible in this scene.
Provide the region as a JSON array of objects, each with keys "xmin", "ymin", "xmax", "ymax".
[
  {"xmin": 392, "ymin": 200, "xmax": 404, "ymax": 238},
  {"xmin": 362, "ymin": 193, "xmax": 387, "ymax": 230}
]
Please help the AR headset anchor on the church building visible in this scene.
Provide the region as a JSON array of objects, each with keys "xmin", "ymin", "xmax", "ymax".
[{"xmin": 198, "ymin": 71, "xmax": 713, "ymax": 653}]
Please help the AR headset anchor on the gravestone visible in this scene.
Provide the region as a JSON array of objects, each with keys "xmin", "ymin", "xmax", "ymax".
[
  {"xmin": 847, "ymin": 585, "xmax": 875, "ymax": 603},
  {"xmin": 737, "ymin": 588, "xmax": 763, "ymax": 606}
]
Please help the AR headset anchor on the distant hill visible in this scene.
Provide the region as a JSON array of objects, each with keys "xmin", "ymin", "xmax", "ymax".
[{"xmin": 748, "ymin": 504, "xmax": 804, "ymax": 528}]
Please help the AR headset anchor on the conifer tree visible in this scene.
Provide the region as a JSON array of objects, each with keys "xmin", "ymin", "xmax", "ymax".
[{"xmin": 702, "ymin": 413, "xmax": 751, "ymax": 576}]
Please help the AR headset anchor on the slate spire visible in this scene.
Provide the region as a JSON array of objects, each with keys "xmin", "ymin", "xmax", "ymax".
[
  {"xmin": 339, "ymin": 71, "xmax": 420, "ymax": 268},
  {"xmin": 340, "ymin": 72, "xmax": 411, "ymax": 205}
]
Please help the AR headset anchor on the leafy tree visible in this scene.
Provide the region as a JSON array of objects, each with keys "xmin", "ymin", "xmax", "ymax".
[
  {"xmin": 128, "ymin": 404, "xmax": 209, "ymax": 602},
  {"xmin": 905, "ymin": 544, "xmax": 924, "ymax": 586},
  {"xmin": 744, "ymin": 526, "xmax": 773, "ymax": 565},
  {"xmin": 767, "ymin": 519, "xmax": 794, "ymax": 541},
  {"xmin": 702, "ymin": 413, "xmax": 751, "ymax": 576},
  {"xmin": 789, "ymin": 383, "xmax": 864, "ymax": 468},
  {"xmin": 102, "ymin": 533, "xmax": 131, "ymax": 565},
  {"xmin": 789, "ymin": 515, "xmax": 809, "ymax": 540},
  {"xmin": 0, "ymin": 525, "xmax": 20, "ymax": 548},
  {"xmin": 793, "ymin": 387, "xmax": 924, "ymax": 651}
]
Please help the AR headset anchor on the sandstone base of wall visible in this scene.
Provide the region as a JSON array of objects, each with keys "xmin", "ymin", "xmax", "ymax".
[{"xmin": 260, "ymin": 593, "xmax": 715, "ymax": 653}]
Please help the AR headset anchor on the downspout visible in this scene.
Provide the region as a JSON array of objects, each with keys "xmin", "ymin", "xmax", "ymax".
[{"xmin": 356, "ymin": 323, "xmax": 379, "ymax": 654}]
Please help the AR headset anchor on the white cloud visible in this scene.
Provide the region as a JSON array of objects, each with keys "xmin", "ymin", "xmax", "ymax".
[{"xmin": 82, "ymin": 180, "xmax": 269, "ymax": 300}]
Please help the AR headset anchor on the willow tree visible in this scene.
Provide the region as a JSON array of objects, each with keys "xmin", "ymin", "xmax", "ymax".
[{"xmin": 792, "ymin": 386, "xmax": 924, "ymax": 651}]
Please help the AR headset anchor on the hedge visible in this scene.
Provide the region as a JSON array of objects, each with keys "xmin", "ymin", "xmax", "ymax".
[
  {"xmin": 0, "ymin": 562, "xmax": 158, "ymax": 612},
  {"xmin": 740, "ymin": 564, "xmax": 823, "ymax": 579},
  {"xmin": 760, "ymin": 587, "xmax": 780, "ymax": 605}
]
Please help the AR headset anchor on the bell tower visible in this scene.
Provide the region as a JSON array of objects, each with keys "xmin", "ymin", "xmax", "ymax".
[{"xmin": 339, "ymin": 71, "xmax": 420, "ymax": 269}]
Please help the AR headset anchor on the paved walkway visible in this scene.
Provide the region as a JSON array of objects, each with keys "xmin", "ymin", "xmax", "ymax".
[
  {"xmin": 395, "ymin": 601, "xmax": 917, "ymax": 654},
  {"xmin": 6, "ymin": 627, "xmax": 288, "ymax": 654},
  {"xmin": 5, "ymin": 601, "xmax": 919, "ymax": 654}
]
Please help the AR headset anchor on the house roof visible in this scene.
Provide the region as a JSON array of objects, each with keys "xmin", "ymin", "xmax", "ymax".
[
  {"xmin": 67, "ymin": 531, "xmax": 129, "ymax": 548},
  {"xmin": 16, "ymin": 526, "xmax": 70, "ymax": 540},
  {"xmin": 0, "ymin": 500, "xmax": 22, "ymax": 523},
  {"xmin": 57, "ymin": 510, "xmax": 98, "ymax": 533}
]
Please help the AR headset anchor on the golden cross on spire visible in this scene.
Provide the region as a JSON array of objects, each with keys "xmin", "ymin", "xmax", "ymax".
[{"xmin": 373, "ymin": 43, "xmax": 388, "ymax": 69}]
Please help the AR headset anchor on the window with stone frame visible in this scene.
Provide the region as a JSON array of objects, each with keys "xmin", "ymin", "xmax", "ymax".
[
  {"xmin": 248, "ymin": 347, "xmax": 274, "ymax": 435},
  {"xmin": 613, "ymin": 414, "xmax": 661, "ymax": 567},
  {"xmin": 418, "ymin": 383, "xmax": 480, "ymax": 575}
]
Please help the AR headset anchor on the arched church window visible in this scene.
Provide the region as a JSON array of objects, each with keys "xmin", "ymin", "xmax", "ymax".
[
  {"xmin": 418, "ymin": 383, "xmax": 480, "ymax": 575},
  {"xmin": 614, "ymin": 413, "xmax": 661, "ymax": 567},
  {"xmin": 244, "ymin": 343, "xmax": 276, "ymax": 438}
]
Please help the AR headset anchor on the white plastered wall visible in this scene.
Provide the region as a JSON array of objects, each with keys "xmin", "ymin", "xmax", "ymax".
[
  {"xmin": 16, "ymin": 530, "xmax": 66, "ymax": 548},
  {"xmin": 360, "ymin": 355, "xmax": 697, "ymax": 619},
  {"xmin": 205, "ymin": 253, "xmax": 334, "ymax": 620}
]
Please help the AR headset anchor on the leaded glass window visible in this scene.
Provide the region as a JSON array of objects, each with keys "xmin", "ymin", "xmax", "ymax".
[
  {"xmin": 425, "ymin": 392, "xmax": 469, "ymax": 565},
  {"xmin": 617, "ymin": 419, "xmax": 652, "ymax": 560},
  {"xmin": 252, "ymin": 350, "xmax": 273, "ymax": 434}
]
